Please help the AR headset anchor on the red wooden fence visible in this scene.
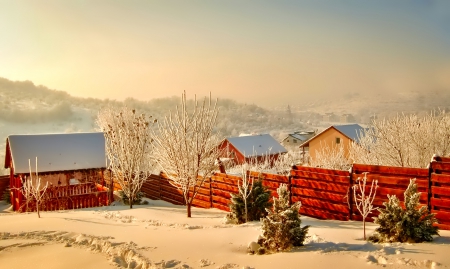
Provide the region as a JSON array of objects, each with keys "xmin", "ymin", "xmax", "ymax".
[
  {"xmin": 140, "ymin": 157, "xmax": 450, "ymax": 230},
  {"xmin": 18, "ymin": 182, "xmax": 109, "ymax": 212},
  {"xmin": 351, "ymin": 164, "xmax": 429, "ymax": 222},
  {"xmin": 429, "ymin": 156, "xmax": 450, "ymax": 230},
  {"xmin": 291, "ymin": 165, "xmax": 350, "ymax": 221}
]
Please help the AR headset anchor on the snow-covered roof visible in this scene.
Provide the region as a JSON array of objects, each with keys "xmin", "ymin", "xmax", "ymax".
[
  {"xmin": 290, "ymin": 133, "xmax": 308, "ymax": 141},
  {"xmin": 226, "ymin": 134, "xmax": 287, "ymax": 157},
  {"xmin": 5, "ymin": 132, "xmax": 106, "ymax": 174},
  {"xmin": 333, "ymin": 124, "xmax": 364, "ymax": 143}
]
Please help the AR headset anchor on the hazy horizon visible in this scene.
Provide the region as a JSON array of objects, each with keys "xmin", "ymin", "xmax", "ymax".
[{"xmin": 1, "ymin": 0, "xmax": 449, "ymax": 107}]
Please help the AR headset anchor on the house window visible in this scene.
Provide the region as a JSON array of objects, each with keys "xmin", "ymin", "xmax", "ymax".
[
  {"xmin": 293, "ymin": 139, "xmax": 297, "ymax": 143},
  {"xmin": 336, "ymin": 137, "xmax": 341, "ymax": 144},
  {"xmin": 286, "ymin": 139, "xmax": 289, "ymax": 142}
]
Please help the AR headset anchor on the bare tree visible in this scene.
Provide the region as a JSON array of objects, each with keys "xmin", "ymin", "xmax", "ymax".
[
  {"xmin": 152, "ymin": 91, "xmax": 222, "ymax": 217},
  {"xmin": 238, "ymin": 164, "xmax": 253, "ymax": 223},
  {"xmin": 309, "ymin": 142, "xmax": 351, "ymax": 171},
  {"xmin": 350, "ymin": 111, "xmax": 450, "ymax": 168},
  {"xmin": 352, "ymin": 172, "xmax": 378, "ymax": 240},
  {"xmin": 97, "ymin": 107, "xmax": 155, "ymax": 208},
  {"xmin": 20, "ymin": 158, "xmax": 48, "ymax": 218}
]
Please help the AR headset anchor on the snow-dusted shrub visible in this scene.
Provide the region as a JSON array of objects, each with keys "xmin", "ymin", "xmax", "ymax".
[
  {"xmin": 369, "ymin": 179, "xmax": 439, "ymax": 243},
  {"xmin": 258, "ymin": 184, "xmax": 309, "ymax": 252},
  {"xmin": 227, "ymin": 179, "xmax": 271, "ymax": 224},
  {"xmin": 118, "ymin": 190, "xmax": 145, "ymax": 205}
]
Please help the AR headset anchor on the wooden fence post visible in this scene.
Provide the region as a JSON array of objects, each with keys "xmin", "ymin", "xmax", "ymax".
[
  {"xmin": 289, "ymin": 165, "xmax": 293, "ymax": 206},
  {"xmin": 348, "ymin": 165, "xmax": 354, "ymax": 221},
  {"xmin": 428, "ymin": 158, "xmax": 435, "ymax": 212},
  {"xmin": 209, "ymin": 176, "xmax": 213, "ymax": 208}
]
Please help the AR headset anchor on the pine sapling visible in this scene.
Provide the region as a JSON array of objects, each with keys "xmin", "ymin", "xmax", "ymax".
[
  {"xmin": 370, "ymin": 179, "xmax": 439, "ymax": 243},
  {"xmin": 353, "ymin": 172, "xmax": 378, "ymax": 240}
]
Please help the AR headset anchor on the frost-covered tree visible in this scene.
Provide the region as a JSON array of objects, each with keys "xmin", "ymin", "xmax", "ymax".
[
  {"xmin": 97, "ymin": 107, "xmax": 155, "ymax": 209},
  {"xmin": 258, "ymin": 184, "xmax": 309, "ymax": 252},
  {"xmin": 152, "ymin": 92, "xmax": 222, "ymax": 217},
  {"xmin": 20, "ymin": 158, "xmax": 48, "ymax": 218},
  {"xmin": 227, "ymin": 175, "xmax": 272, "ymax": 224},
  {"xmin": 350, "ymin": 111, "xmax": 450, "ymax": 168},
  {"xmin": 352, "ymin": 173, "xmax": 378, "ymax": 240},
  {"xmin": 369, "ymin": 179, "xmax": 439, "ymax": 243},
  {"xmin": 309, "ymin": 143, "xmax": 351, "ymax": 171}
]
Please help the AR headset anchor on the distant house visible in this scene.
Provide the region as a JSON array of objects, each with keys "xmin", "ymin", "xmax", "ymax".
[
  {"xmin": 281, "ymin": 131, "xmax": 317, "ymax": 149},
  {"xmin": 218, "ymin": 134, "xmax": 288, "ymax": 165},
  {"xmin": 4, "ymin": 132, "xmax": 109, "ymax": 212},
  {"xmin": 299, "ymin": 124, "xmax": 365, "ymax": 162}
]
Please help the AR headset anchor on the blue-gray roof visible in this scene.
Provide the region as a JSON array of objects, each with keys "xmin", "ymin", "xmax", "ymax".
[
  {"xmin": 333, "ymin": 124, "xmax": 364, "ymax": 143},
  {"xmin": 226, "ymin": 134, "xmax": 287, "ymax": 158},
  {"xmin": 290, "ymin": 133, "xmax": 308, "ymax": 141},
  {"xmin": 6, "ymin": 132, "xmax": 107, "ymax": 174}
]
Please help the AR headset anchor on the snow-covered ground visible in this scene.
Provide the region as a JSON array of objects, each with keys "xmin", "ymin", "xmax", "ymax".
[{"xmin": 0, "ymin": 199, "xmax": 449, "ymax": 269}]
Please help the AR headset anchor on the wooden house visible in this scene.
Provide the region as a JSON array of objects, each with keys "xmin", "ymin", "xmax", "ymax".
[
  {"xmin": 218, "ymin": 134, "xmax": 287, "ymax": 165},
  {"xmin": 4, "ymin": 132, "xmax": 110, "ymax": 212},
  {"xmin": 299, "ymin": 124, "xmax": 364, "ymax": 162},
  {"xmin": 281, "ymin": 130, "xmax": 317, "ymax": 149}
]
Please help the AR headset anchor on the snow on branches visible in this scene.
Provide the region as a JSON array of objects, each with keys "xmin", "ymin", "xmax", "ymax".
[
  {"xmin": 352, "ymin": 172, "xmax": 378, "ymax": 240},
  {"xmin": 152, "ymin": 91, "xmax": 222, "ymax": 217},
  {"xmin": 97, "ymin": 107, "xmax": 155, "ymax": 208},
  {"xmin": 20, "ymin": 158, "xmax": 48, "ymax": 218}
]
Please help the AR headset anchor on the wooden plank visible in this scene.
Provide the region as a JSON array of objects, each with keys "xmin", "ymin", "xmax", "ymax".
[
  {"xmin": 192, "ymin": 199, "xmax": 211, "ymax": 208},
  {"xmin": 292, "ymin": 196, "xmax": 349, "ymax": 213},
  {"xmin": 292, "ymin": 165, "xmax": 350, "ymax": 176},
  {"xmin": 353, "ymin": 163, "xmax": 428, "ymax": 177},
  {"xmin": 211, "ymin": 182, "xmax": 239, "ymax": 193},
  {"xmin": 431, "ymin": 210, "xmax": 450, "ymax": 223},
  {"xmin": 291, "ymin": 187, "xmax": 347, "ymax": 204},
  {"xmin": 212, "ymin": 189, "xmax": 233, "ymax": 199},
  {"xmin": 431, "ymin": 162, "xmax": 450, "ymax": 172},
  {"xmin": 248, "ymin": 171, "xmax": 289, "ymax": 183},
  {"xmin": 211, "ymin": 175, "xmax": 240, "ymax": 185},
  {"xmin": 291, "ymin": 170, "xmax": 350, "ymax": 183},
  {"xmin": 212, "ymin": 195, "xmax": 231, "ymax": 206},
  {"xmin": 261, "ymin": 180, "xmax": 283, "ymax": 189},
  {"xmin": 212, "ymin": 202, "xmax": 230, "ymax": 212},
  {"xmin": 430, "ymin": 198, "xmax": 450, "ymax": 209},
  {"xmin": 362, "ymin": 174, "xmax": 428, "ymax": 187},
  {"xmin": 435, "ymin": 223, "xmax": 450, "ymax": 230},
  {"xmin": 291, "ymin": 178, "xmax": 349, "ymax": 194},
  {"xmin": 299, "ymin": 207, "xmax": 348, "ymax": 221},
  {"xmin": 431, "ymin": 186, "xmax": 450, "ymax": 197},
  {"xmin": 431, "ymin": 174, "xmax": 450, "ymax": 184}
]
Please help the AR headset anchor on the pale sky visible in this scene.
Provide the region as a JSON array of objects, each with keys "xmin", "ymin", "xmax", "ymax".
[{"xmin": 0, "ymin": 0, "xmax": 449, "ymax": 106}]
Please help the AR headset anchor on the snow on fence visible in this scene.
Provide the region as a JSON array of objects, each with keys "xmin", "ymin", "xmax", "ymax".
[
  {"xmin": 430, "ymin": 156, "xmax": 450, "ymax": 230},
  {"xmin": 139, "ymin": 157, "xmax": 450, "ymax": 230}
]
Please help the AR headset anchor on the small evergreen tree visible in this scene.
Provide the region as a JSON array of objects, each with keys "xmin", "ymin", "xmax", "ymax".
[
  {"xmin": 228, "ymin": 179, "xmax": 271, "ymax": 224},
  {"xmin": 258, "ymin": 184, "xmax": 309, "ymax": 252},
  {"xmin": 369, "ymin": 179, "xmax": 439, "ymax": 243}
]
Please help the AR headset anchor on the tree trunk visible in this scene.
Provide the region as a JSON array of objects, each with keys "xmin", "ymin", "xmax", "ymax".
[
  {"xmin": 37, "ymin": 202, "xmax": 41, "ymax": 218},
  {"xmin": 187, "ymin": 202, "xmax": 192, "ymax": 218},
  {"xmin": 363, "ymin": 219, "xmax": 366, "ymax": 240}
]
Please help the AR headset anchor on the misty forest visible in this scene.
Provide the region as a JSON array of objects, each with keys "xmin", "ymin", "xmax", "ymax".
[{"xmin": 1, "ymin": 76, "xmax": 450, "ymax": 175}]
